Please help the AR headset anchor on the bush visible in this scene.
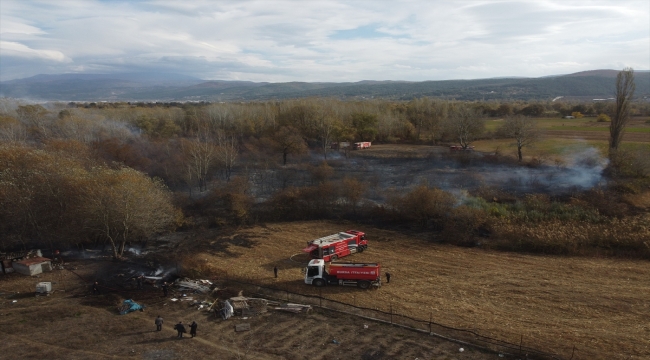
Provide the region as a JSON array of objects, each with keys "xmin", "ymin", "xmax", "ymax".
[
  {"xmin": 596, "ymin": 114, "xmax": 611, "ymax": 122},
  {"xmin": 387, "ymin": 185, "xmax": 456, "ymax": 228},
  {"xmin": 206, "ymin": 177, "xmax": 254, "ymax": 225},
  {"xmin": 440, "ymin": 206, "xmax": 488, "ymax": 246}
]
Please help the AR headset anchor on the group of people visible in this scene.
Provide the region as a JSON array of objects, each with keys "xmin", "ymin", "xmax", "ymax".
[{"xmin": 157, "ymin": 316, "xmax": 198, "ymax": 338}]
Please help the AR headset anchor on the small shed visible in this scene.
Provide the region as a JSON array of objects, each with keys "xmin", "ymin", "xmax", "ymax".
[{"xmin": 12, "ymin": 257, "xmax": 52, "ymax": 276}]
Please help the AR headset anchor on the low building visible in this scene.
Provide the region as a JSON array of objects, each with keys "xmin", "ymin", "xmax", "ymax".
[{"xmin": 12, "ymin": 257, "xmax": 53, "ymax": 276}]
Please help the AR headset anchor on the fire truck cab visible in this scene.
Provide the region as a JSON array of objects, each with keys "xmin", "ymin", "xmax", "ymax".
[
  {"xmin": 302, "ymin": 230, "xmax": 368, "ymax": 262},
  {"xmin": 304, "ymin": 259, "xmax": 381, "ymax": 289}
]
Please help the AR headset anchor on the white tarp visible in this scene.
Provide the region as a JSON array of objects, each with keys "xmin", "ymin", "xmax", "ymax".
[{"xmin": 221, "ymin": 300, "xmax": 234, "ymax": 320}]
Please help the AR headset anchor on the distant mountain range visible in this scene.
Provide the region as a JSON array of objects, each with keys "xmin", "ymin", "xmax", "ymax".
[{"xmin": 1, "ymin": 69, "xmax": 648, "ymax": 102}]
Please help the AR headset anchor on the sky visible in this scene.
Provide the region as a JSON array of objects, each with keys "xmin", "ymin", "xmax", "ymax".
[{"xmin": 1, "ymin": 0, "xmax": 648, "ymax": 82}]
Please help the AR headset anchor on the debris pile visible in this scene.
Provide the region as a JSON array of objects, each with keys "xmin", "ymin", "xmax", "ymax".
[
  {"xmin": 215, "ymin": 293, "xmax": 311, "ymax": 320},
  {"xmin": 273, "ymin": 303, "xmax": 312, "ymax": 314},
  {"xmin": 174, "ymin": 278, "xmax": 212, "ymax": 294}
]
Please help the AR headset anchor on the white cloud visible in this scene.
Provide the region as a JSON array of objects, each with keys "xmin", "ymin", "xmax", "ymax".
[
  {"xmin": 0, "ymin": 41, "xmax": 68, "ymax": 62},
  {"xmin": 0, "ymin": 18, "xmax": 46, "ymax": 35},
  {"xmin": 0, "ymin": 0, "xmax": 647, "ymax": 81}
]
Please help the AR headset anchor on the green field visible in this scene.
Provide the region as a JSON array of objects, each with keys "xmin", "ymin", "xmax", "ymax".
[
  {"xmin": 548, "ymin": 126, "xmax": 650, "ymax": 133},
  {"xmin": 485, "ymin": 116, "xmax": 650, "ymax": 131},
  {"xmin": 481, "ymin": 117, "xmax": 650, "ymax": 161},
  {"xmin": 475, "ymin": 136, "xmax": 649, "ymax": 162}
]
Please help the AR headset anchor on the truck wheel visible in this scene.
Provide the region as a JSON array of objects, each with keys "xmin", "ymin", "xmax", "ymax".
[
  {"xmin": 313, "ymin": 279, "xmax": 325, "ymax": 287},
  {"xmin": 357, "ymin": 246, "xmax": 365, "ymax": 253},
  {"xmin": 358, "ymin": 281, "xmax": 371, "ymax": 289},
  {"xmin": 330, "ymin": 255, "xmax": 338, "ymax": 261}
]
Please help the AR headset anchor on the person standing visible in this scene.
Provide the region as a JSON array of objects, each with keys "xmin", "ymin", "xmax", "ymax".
[
  {"xmin": 92, "ymin": 281, "xmax": 100, "ymax": 295},
  {"xmin": 385, "ymin": 272, "xmax": 391, "ymax": 284},
  {"xmin": 173, "ymin": 321, "xmax": 186, "ymax": 338},
  {"xmin": 273, "ymin": 266, "xmax": 278, "ymax": 278},
  {"xmin": 137, "ymin": 275, "xmax": 144, "ymax": 290},
  {"xmin": 161, "ymin": 282, "xmax": 168, "ymax": 297},
  {"xmin": 155, "ymin": 315, "xmax": 163, "ymax": 331},
  {"xmin": 189, "ymin": 321, "xmax": 198, "ymax": 338}
]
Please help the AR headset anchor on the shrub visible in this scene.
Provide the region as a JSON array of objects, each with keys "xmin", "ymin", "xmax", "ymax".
[
  {"xmin": 387, "ymin": 185, "xmax": 456, "ymax": 228},
  {"xmin": 440, "ymin": 206, "xmax": 489, "ymax": 246},
  {"xmin": 206, "ymin": 177, "xmax": 254, "ymax": 225},
  {"xmin": 596, "ymin": 114, "xmax": 611, "ymax": 122}
]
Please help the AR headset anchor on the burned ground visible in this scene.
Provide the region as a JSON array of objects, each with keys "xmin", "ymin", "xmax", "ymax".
[{"xmin": 245, "ymin": 143, "xmax": 612, "ymax": 203}]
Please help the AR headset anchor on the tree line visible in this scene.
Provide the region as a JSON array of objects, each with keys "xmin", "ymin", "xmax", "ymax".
[{"xmin": 0, "ymin": 69, "xmax": 647, "ymax": 258}]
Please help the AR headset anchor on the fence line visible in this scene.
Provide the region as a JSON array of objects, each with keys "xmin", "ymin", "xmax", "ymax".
[{"xmin": 222, "ymin": 278, "xmax": 567, "ymax": 360}]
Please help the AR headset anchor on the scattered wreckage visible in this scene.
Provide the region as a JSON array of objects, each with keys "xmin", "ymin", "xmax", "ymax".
[
  {"xmin": 218, "ymin": 295, "xmax": 311, "ymax": 320},
  {"xmin": 166, "ymin": 278, "xmax": 312, "ymax": 325}
]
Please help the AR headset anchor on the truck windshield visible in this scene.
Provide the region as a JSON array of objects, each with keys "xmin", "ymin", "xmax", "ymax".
[{"xmin": 307, "ymin": 266, "xmax": 319, "ymax": 277}]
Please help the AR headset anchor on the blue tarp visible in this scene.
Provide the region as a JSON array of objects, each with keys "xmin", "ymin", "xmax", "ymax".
[{"xmin": 119, "ymin": 299, "xmax": 144, "ymax": 315}]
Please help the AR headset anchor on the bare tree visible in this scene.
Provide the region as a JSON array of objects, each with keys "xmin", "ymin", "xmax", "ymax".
[
  {"xmin": 205, "ymin": 103, "xmax": 235, "ymax": 133},
  {"xmin": 444, "ymin": 105, "xmax": 485, "ymax": 149},
  {"xmin": 500, "ymin": 115, "xmax": 541, "ymax": 161},
  {"xmin": 16, "ymin": 104, "xmax": 50, "ymax": 138},
  {"xmin": 316, "ymin": 107, "xmax": 337, "ymax": 159},
  {"xmin": 271, "ymin": 126, "xmax": 307, "ymax": 165},
  {"xmin": 406, "ymin": 98, "xmax": 447, "ymax": 143},
  {"xmin": 215, "ymin": 131, "xmax": 239, "ymax": 181},
  {"xmin": 341, "ymin": 177, "xmax": 367, "ymax": 214},
  {"xmin": 0, "ymin": 116, "xmax": 28, "ymax": 142},
  {"xmin": 610, "ymin": 68, "xmax": 635, "ymax": 156},
  {"xmin": 181, "ymin": 128, "xmax": 217, "ymax": 192}
]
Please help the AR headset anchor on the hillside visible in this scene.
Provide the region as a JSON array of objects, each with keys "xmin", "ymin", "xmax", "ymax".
[{"xmin": 1, "ymin": 70, "xmax": 649, "ymax": 102}]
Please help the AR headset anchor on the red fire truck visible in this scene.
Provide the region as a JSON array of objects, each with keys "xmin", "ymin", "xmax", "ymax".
[
  {"xmin": 302, "ymin": 230, "xmax": 367, "ymax": 262},
  {"xmin": 304, "ymin": 259, "xmax": 381, "ymax": 289},
  {"xmin": 353, "ymin": 142, "xmax": 371, "ymax": 150}
]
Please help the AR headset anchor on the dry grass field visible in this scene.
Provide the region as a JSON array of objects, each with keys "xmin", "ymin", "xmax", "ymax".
[
  {"xmin": 0, "ymin": 255, "xmax": 504, "ymax": 360},
  {"xmin": 1, "ymin": 222, "xmax": 648, "ymax": 359},
  {"xmin": 177, "ymin": 221, "xmax": 650, "ymax": 360}
]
